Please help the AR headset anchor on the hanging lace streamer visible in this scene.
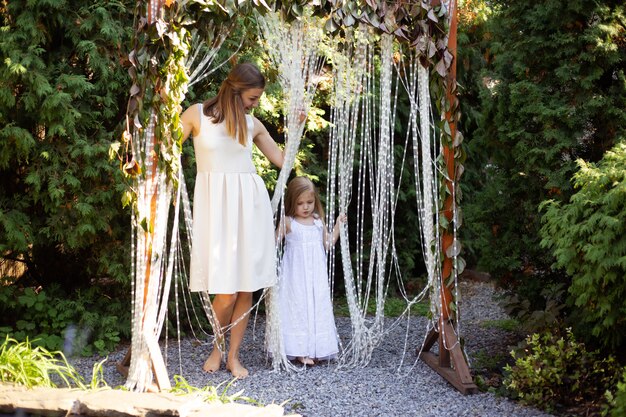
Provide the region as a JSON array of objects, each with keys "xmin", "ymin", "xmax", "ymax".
[
  {"xmin": 185, "ymin": 21, "xmax": 242, "ymax": 88},
  {"xmin": 257, "ymin": 9, "xmax": 325, "ymax": 371},
  {"xmin": 125, "ymin": 111, "xmax": 177, "ymax": 392},
  {"xmin": 324, "ymin": 29, "xmax": 402, "ymax": 368},
  {"xmin": 125, "ymin": 3, "xmax": 464, "ymax": 385}
]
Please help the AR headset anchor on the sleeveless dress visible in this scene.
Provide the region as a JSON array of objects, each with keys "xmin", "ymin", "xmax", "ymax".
[
  {"xmin": 189, "ymin": 106, "xmax": 277, "ymax": 294},
  {"xmin": 278, "ymin": 217, "xmax": 339, "ymax": 360}
]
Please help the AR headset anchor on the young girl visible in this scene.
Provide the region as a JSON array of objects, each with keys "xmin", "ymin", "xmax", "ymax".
[
  {"xmin": 277, "ymin": 176, "xmax": 345, "ymax": 365},
  {"xmin": 179, "ymin": 62, "xmax": 286, "ymax": 378}
]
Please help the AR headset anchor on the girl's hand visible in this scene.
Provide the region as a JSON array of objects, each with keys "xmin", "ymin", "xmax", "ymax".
[
  {"xmin": 329, "ymin": 213, "xmax": 347, "ymax": 247},
  {"xmin": 334, "ymin": 213, "xmax": 347, "ymax": 229}
]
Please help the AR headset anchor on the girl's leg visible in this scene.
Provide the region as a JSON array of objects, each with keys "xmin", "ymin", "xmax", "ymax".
[
  {"xmin": 297, "ymin": 357, "xmax": 315, "ymax": 366},
  {"xmin": 225, "ymin": 291, "xmax": 253, "ymax": 378},
  {"xmin": 202, "ymin": 293, "xmax": 237, "ymax": 373}
]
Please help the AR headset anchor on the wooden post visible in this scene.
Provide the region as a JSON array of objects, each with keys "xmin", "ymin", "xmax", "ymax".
[{"xmin": 419, "ymin": 0, "xmax": 478, "ymax": 395}]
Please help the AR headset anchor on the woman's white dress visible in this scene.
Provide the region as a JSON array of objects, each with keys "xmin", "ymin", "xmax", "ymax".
[
  {"xmin": 278, "ymin": 217, "xmax": 339, "ymax": 360},
  {"xmin": 189, "ymin": 106, "xmax": 276, "ymax": 294}
]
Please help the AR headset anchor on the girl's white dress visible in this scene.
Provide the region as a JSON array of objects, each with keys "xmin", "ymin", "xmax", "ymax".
[
  {"xmin": 189, "ymin": 106, "xmax": 276, "ymax": 294},
  {"xmin": 278, "ymin": 217, "xmax": 339, "ymax": 360}
]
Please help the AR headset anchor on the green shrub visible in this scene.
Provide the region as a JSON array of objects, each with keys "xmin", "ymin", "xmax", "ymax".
[
  {"xmin": 0, "ymin": 0, "xmax": 134, "ymax": 292},
  {"xmin": 0, "ymin": 285, "xmax": 128, "ymax": 356},
  {"xmin": 499, "ymin": 282, "xmax": 566, "ymax": 334},
  {"xmin": 540, "ymin": 140, "xmax": 626, "ymax": 349},
  {"xmin": 503, "ymin": 329, "xmax": 619, "ymax": 413},
  {"xmin": 607, "ymin": 367, "xmax": 626, "ymax": 417},
  {"xmin": 463, "ymin": 0, "xmax": 626, "ymax": 290}
]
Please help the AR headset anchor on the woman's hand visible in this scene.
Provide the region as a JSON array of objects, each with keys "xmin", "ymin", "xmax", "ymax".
[
  {"xmin": 297, "ymin": 108, "xmax": 307, "ymax": 124},
  {"xmin": 290, "ymin": 105, "xmax": 307, "ymax": 125}
]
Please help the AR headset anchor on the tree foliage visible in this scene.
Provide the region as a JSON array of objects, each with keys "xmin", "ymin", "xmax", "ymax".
[
  {"xmin": 0, "ymin": 0, "xmax": 135, "ymax": 289},
  {"xmin": 462, "ymin": 0, "xmax": 626, "ymax": 300},
  {"xmin": 540, "ymin": 140, "xmax": 626, "ymax": 350},
  {"xmin": 2, "ymin": 0, "xmax": 623, "ymax": 361},
  {"xmin": 455, "ymin": 0, "xmax": 493, "ymax": 263},
  {"xmin": 608, "ymin": 368, "xmax": 626, "ymax": 417}
]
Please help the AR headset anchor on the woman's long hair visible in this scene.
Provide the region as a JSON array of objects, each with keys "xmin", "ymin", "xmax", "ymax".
[
  {"xmin": 284, "ymin": 177, "xmax": 326, "ymax": 226},
  {"xmin": 203, "ymin": 62, "xmax": 265, "ymax": 145}
]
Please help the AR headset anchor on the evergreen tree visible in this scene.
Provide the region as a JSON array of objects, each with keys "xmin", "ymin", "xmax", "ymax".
[
  {"xmin": 456, "ymin": 0, "xmax": 493, "ymax": 264},
  {"xmin": 0, "ymin": 0, "xmax": 135, "ymax": 290},
  {"xmin": 541, "ymin": 139, "xmax": 626, "ymax": 350},
  {"xmin": 463, "ymin": 0, "xmax": 626, "ymax": 308}
]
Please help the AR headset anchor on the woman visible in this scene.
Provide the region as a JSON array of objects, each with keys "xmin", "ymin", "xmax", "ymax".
[{"xmin": 180, "ymin": 62, "xmax": 284, "ymax": 378}]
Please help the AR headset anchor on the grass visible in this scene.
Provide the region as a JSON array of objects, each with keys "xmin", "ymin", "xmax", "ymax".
[
  {"xmin": 472, "ymin": 349, "xmax": 508, "ymax": 371},
  {"xmin": 0, "ymin": 335, "xmax": 109, "ymax": 389},
  {"xmin": 0, "ymin": 335, "xmax": 264, "ymax": 409},
  {"xmin": 333, "ymin": 296, "xmax": 430, "ymax": 317},
  {"xmin": 0, "ymin": 336, "xmax": 85, "ymax": 388},
  {"xmin": 170, "ymin": 375, "xmax": 259, "ymax": 404},
  {"xmin": 480, "ymin": 318, "xmax": 520, "ymax": 332},
  {"xmin": 470, "ymin": 348, "xmax": 513, "ymax": 394}
]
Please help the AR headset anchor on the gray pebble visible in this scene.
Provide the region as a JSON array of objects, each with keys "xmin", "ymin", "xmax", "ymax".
[{"xmin": 71, "ymin": 281, "xmax": 552, "ymax": 417}]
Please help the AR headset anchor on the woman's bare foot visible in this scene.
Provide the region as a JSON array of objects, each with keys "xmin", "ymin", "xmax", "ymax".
[
  {"xmin": 202, "ymin": 348, "xmax": 222, "ymax": 373},
  {"xmin": 226, "ymin": 356, "xmax": 249, "ymax": 379},
  {"xmin": 297, "ymin": 356, "xmax": 315, "ymax": 366}
]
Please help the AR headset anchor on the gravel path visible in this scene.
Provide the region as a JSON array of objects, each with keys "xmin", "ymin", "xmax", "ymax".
[{"xmin": 72, "ymin": 281, "xmax": 553, "ymax": 417}]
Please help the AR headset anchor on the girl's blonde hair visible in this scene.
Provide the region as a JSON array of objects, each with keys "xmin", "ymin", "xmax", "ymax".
[
  {"xmin": 284, "ymin": 176, "xmax": 325, "ymax": 223},
  {"xmin": 203, "ymin": 62, "xmax": 265, "ymax": 146}
]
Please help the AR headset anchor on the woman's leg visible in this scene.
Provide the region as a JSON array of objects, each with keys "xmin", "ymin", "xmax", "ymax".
[
  {"xmin": 225, "ymin": 291, "xmax": 253, "ymax": 378},
  {"xmin": 202, "ymin": 293, "xmax": 237, "ymax": 373}
]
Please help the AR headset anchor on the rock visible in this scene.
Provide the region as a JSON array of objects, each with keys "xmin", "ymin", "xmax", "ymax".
[{"xmin": 0, "ymin": 383, "xmax": 298, "ymax": 417}]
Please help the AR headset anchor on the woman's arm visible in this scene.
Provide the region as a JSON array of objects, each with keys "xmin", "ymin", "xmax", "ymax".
[
  {"xmin": 180, "ymin": 104, "xmax": 201, "ymax": 142},
  {"xmin": 252, "ymin": 116, "xmax": 284, "ymax": 169}
]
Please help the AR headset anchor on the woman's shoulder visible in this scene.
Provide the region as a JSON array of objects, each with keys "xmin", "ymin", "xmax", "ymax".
[
  {"xmin": 181, "ymin": 103, "xmax": 205, "ymax": 139},
  {"xmin": 182, "ymin": 103, "xmax": 200, "ymax": 117},
  {"xmin": 246, "ymin": 113, "xmax": 255, "ymax": 129},
  {"xmin": 249, "ymin": 114, "xmax": 268, "ymax": 134}
]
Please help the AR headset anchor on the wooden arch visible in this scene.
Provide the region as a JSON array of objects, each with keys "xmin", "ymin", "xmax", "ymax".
[{"xmin": 119, "ymin": 0, "xmax": 477, "ymax": 395}]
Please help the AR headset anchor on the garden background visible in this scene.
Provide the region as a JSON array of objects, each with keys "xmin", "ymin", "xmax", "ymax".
[{"xmin": 0, "ymin": 1, "xmax": 625, "ymax": 415}]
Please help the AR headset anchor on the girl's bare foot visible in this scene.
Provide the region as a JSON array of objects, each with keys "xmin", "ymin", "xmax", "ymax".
[
  {"xmin": 226, "ymin": 357, "xmax": 249, "ymax": 379},
  {"xmin": 202, "ymin": 348, "xmax": 222, "ymax": 373},
  {"xmin": 297, "ymin": 356, "xmax": 315, "ymax": 366}
]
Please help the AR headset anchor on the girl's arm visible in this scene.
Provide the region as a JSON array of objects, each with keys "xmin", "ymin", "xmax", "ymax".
[
  {"xmin": 180, "ymin": 104, "xmax": 201, "ymax": 142},
  {"xmin": 252, "ymin": 116, "xmax": 285, "ymax": 168},
  {"xmin": 324, "ymin": 213, "xmax": 347, "ymax": 251},
  {"xmin": 275, "ymin": 216, "xmax": 292, "ymax": 243}
]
